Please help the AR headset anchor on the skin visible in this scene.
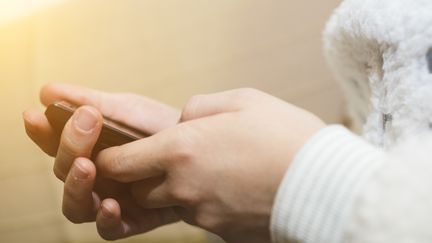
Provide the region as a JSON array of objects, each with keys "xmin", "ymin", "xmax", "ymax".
[
  {"xmin": 23, "ymin": 84, "xmax": 325, "ymax": 242},
  {"xmin": 23, "ymin": 83, "xmax": 181, "ymax": 239}
]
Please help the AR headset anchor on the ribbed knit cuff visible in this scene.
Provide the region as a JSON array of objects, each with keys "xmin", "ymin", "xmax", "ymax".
[{"xmin": 270, "ymin": 125, "xmax": 384, "ymax": 243}]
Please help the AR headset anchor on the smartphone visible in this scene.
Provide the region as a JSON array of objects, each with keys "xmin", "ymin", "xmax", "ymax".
[{"xmin": 45, "ymin": 101, "xmax": 149, "ymax": 155}]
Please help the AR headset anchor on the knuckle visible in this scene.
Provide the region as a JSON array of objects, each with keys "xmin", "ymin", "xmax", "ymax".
[
  {"xmin": 117, "ymin": 93, "xmax": 141, "ymax": 113},
  {"xmin": 76, "ymin": 92, "xmax": 101, "ymax": 109},
  {"xmin": 181, "ymin": 95, "xmax": 204, "ymax": 121},
  {"xmin": 233, "ymin": 87, "xmax": 261, "ymax": 101},
  {"xmin": 163, "ymin": 124, "xmax": 203, "ymax": 172},
  {"xmin": 168, "ymin": 129, "xmax": 196, "ymax": 164},
  {"xmin": 98, "ymin": 148, "xmax": 129, "ymax": 182},
  {"xmin": 61, "ymin": 135, "xmax": 82, "ymax": 157},
  {"xmin": 54, "ymin": 144, "xmax": 79, "ymax": 178},
  {"xmin": 110, "ymin": 153, "xmax": 130, "ymax": 182},
  {"xmin": 169, "ymin": 184, "xmax": 200, "ymax": 206},
  {"xmin": 63, "ymin": 183, "xmax": 76, "ymax": 199},
  {"xmin": 166, "ymin": 180, "xmax": 202, "ymax": 207},
  {"xmin": 216, "ymin": 88, "xmax": 263, "ymax": 109},
  {"xmin": 76, "ymin": 95, "xmax": 91, "ymax": 106}
]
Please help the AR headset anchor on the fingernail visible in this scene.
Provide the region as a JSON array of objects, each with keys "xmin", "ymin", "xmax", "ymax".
[
  {"xmin": 74, "ymin": 107, "xmax": 98, "ymax": 132},
  {"xmin": 101, "ymin": 203, "xmax": 113, "ymax": 218},
  {"xmin": 73, "ymin": 159, "xmax": 90, "ymax": 180}
]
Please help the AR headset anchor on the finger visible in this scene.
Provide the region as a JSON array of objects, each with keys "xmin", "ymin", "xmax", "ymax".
[
  {"xmin": 63, "ymin": 158, "xmax": 100, "ymax": 223},
  {"xmin": 180, "ymin": 88, "xmax": 263, "ymax": 122},
  {"xmin": 96, "ymin": 199, "xmax": 124, "ymax": 240},
  {"xmin": 23, "ymin": 109, "xmax": 59, "ymax": 156},
  {"xmin": 95, "ymin": 129, "xmax": 173, "ymax": 183},
  {"xmin": 40, "ymin": 83, "xmax": 180, "ymax": 133},
  {"xmin": 130, "ymin": 177, "xmax": 177, "ymax": 209},
  {"xmin": 54, "ymin": 106, "xmax": 103, "ymax": 181},
  {"xmin": 96, "ymin": 199, "xmax": 179, "ymax": 241},
  {"xmin": 40, "ymin": 83, "xmax": 111, "ymax": 110}
]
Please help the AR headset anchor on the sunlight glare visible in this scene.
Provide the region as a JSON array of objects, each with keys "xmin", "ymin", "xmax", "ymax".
[{"xmin": 0, "ymin": 0, "xmax": 66, "ymax": 25}]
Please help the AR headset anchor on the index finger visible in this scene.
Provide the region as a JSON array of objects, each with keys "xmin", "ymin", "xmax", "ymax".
[
  {"xmin": 40, "ymin": 83, "xmax": 114, "ymax": 115},
  {"xmin": 39, "ymin": 83, "xmax": 180, "ymax": 134},
  {"xmin": 62, "ymin": 158, "xmax": 99, "ymax": 224}
]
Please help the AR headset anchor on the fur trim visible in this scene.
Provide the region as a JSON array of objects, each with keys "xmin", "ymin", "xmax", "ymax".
[{"xmin": 324, "ymin": 0, "xmax": 432, "ymax": 148}]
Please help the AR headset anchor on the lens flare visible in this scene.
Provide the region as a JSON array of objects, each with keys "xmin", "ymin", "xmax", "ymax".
[{"xmin": 0, "ymin": 0, "xmax": 66, "ymax": 25}]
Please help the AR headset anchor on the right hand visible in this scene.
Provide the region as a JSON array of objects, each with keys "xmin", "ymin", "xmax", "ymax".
[{"xmin": 23, "ymin": 83, "xmax": 181, "ymax": 240}]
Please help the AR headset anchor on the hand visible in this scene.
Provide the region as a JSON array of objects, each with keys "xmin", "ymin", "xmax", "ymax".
[
  {"xmin": 95, "ymin": 88, "xmax": 326, "ymax": 243},
  {"xmin": 23, "ymin": 83, "xmax": 181, "ymax": 240}
]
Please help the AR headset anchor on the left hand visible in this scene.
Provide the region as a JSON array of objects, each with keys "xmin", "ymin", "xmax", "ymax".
[
  {"xmin": 95, "ymin": 88, "xmax": 326, "ymax": 243},
  {"xmin": 23, "ymin": 83, "xmax": 181, "ymax": 240}
]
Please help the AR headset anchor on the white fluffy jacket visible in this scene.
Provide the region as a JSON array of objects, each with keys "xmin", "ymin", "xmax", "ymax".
[{"xmin": 270, "ymin": 0, "xmax": 432, "ymax": 242}]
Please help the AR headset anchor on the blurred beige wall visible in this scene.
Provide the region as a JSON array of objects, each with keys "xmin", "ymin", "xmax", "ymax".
[{"xmin": 0, "ymin": 0, "xmax": 342, "ymax": 242}]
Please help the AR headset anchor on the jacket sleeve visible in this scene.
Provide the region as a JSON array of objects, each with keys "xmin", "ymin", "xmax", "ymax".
[{"xmin": 270, "ymin": 125, "xmax": 432, "ymax": 243}]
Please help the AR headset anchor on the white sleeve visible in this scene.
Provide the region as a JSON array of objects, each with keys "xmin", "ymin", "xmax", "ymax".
[
  {"xmin": 270, "ymin": 125, "xmax": 384, "ymax": 243},
  {"xmin": 343, "ymin": 133, "xmax": 432, "ymax": 243},
  {"xmin": 270, "ymin": 125, "xmax": 432, "ymax": 243}
]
